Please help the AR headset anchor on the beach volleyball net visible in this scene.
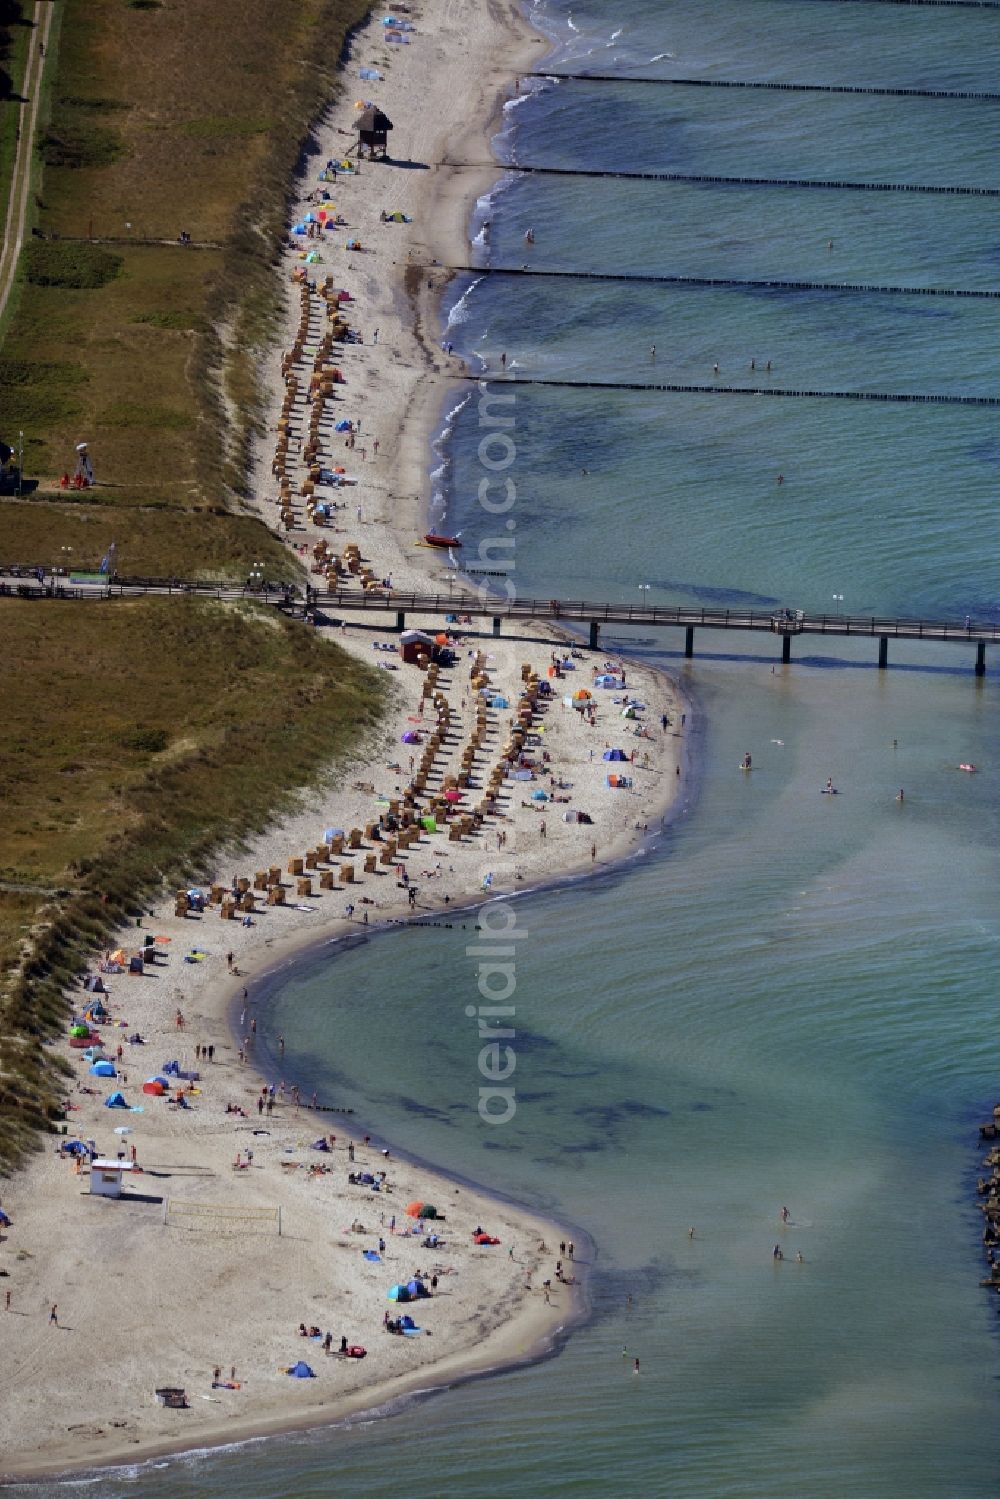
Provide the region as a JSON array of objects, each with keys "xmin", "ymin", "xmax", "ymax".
[{"xmin": 162, "ymin": 1198, "xmax": 282, "ymax": 1236}]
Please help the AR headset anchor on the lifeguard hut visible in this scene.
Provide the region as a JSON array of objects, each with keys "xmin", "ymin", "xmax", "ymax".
[
  {"xmin": 356, "ymin": 107, "xmax": 393, "ymax": 161},
  {"xmin": 89, "ymin": 1158, "xmax": 140, "ymax": 1198}
]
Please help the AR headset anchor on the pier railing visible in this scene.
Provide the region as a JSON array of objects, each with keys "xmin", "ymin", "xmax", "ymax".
[{"xmin": 1, "ymin": 568, "xmax": 996, "ymax": 670}]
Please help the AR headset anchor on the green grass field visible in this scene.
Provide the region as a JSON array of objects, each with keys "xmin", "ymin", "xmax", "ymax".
[
  {"xmin": 0, "ymin": 598, "xmax": 387, "ymax": 1165},
  {"xmin": 0, "ymin": 0, "xmax": 387, "ymax": 1165}
]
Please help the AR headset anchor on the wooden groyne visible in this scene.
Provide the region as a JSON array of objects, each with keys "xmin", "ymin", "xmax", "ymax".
[
  {"xmin": 534, "ymin": 75, "xmax": 1000, "ymax": 103},
  {"xmin": 451, "ymin": 266, "xmax": 1000, "ymax": 302},
  {"xmin": 512, "ymin": 165, "xmax": 1000, "ymax": 198},
  {"xmin": 467, "ymin": 376, "xmax": 1000, "ymax": 410}
]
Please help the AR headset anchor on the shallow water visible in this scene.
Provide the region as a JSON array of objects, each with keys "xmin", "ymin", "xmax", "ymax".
[{"xmin": 47, "ymin": 0, "xmax": 1000, "ymax": 1494}]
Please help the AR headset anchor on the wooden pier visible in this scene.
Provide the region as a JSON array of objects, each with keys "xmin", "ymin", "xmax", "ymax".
[{"xmin": 3, "ymin": 570, "xmax": 997, "ymax": 675}]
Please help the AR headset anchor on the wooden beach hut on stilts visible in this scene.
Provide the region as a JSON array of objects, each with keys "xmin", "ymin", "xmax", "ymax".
[{"xmin": 356, "ymin": 107, "xmax": 393, "ymax": 161}]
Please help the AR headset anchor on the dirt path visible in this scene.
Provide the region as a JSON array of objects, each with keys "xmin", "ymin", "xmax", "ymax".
[{"xmin": 0, "ymin": 1, "xmax": 55, "ymax": 326}]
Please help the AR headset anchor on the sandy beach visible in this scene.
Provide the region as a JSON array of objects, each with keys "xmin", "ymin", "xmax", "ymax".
[{"xmin": 0, "ymin": 0, "xmax": 689, "ymax": 1481}]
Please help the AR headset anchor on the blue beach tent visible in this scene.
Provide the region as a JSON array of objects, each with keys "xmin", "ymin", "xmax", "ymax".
[
  {"xmin": 288, "ymin": 1361, "xmax": 315, "ymax": 1378},
  {"xmin": 104, "ymin": 1091, "xmax": 128, "ymax": 1109},
  {"xmin": 602, "ymin": 748, "xmax": 627, "ymax": 761},
  {"xmin": 90, "ymin": 1060, "xmax": 117, "ymax": 1077}
]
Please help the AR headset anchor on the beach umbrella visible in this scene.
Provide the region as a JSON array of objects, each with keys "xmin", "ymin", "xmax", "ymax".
[
  {"xmin": 573, "ymin": 688, "xmax": 592, "ymax": 701},
  {"xmin": 417, "ymin": 1204, "xmax": 438, "ymax": 1219},
  {"xmin": 70, "ymin": 1023, "xmax": 90, "ymax": 1037},
  {"xmin": 435, "ymin": 633, "xmax": 449, "ymax": 645},
  {"xmin": 153, "ymin": 935, "xmax": 171, "ymax": 944},
  {"xmin": 401, "ymin": 731, "xmax": 420, "ymax": 744},
  {"xmin": 531, "ymin": 789, "xmax": 549, "ymax": 801},
  {"xmin": 405, "ymin": 1201, "xmax": 425, "ymax": 1217},
  {"xmin": 443, "ymin": 789, "xmax": 463, "ymax": 803}
]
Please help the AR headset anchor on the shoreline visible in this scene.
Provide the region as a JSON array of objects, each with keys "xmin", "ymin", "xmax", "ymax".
[{"xmin": 0, "ymin": 1, "xmax": 692, "ymax": 1483}]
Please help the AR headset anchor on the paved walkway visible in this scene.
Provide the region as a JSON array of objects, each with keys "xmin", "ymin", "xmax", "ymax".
[{"xmin": 0, "ymin": 1, "xmax": 55, "ymax": 325}]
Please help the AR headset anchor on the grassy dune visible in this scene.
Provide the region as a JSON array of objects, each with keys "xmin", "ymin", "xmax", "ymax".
[
  {"xmin": 3, "ymin": 0, "xmax": 369, "ymax": 532},
  {"xmin": 0, "ymin": 0, "xmax": 386, "ymax": 1165},
  {"xmin": 0, "ymin": 599, "xmax": 386, "ymax": 1166}
]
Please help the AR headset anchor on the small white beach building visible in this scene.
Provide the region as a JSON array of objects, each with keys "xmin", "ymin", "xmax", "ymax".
[{"xmin": 89, "ymin": 1158, "xmax": 140, "ymax": 1198}]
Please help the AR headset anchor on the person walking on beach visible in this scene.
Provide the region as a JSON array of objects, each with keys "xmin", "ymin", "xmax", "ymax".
[
  {"xmin": 5, "ymin": 1290, "xmax": 10, "ymax": 1311},
  {"xmin": 500, "ymin": 351, "xmax": 507, "ymax": 370},
  {"xmin": 49, "ymin": 1304, "xmax": 58, "ymax": 1327}
]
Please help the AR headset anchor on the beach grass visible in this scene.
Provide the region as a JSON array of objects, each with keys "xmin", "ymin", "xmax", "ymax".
[
  {"xmin": 0, "ymin": 597, "xmax": 387, "ymax": 1166},
  {"xmin": 0, "ymin": 0, "xmax": 377, "ymax": 1162},
  {"xmin": 2, "ymin": 0, "xmax": 369, "ymax": 541}
]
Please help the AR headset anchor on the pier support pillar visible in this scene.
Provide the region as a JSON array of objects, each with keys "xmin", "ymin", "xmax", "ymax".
[
  {"xmin": 684, "ymin": 626, "xmax": 695, "ymax": 658},
  {"xmin": 781, "ymin": 635, "xmax": 791, "ymax": 664},
  {"xmin": 395, "ymin": 610, "xmax": 406, "ymax": 633},
  {"xmin": 878, "ymin": 636, "xmax": 888, "ymax": 670},
  {"xmin": 589, "ymin": 619, "xmax": 600, "ymax": 650},
  {"xmin": 976, "ymin": 641, "xmax": 986, "ymax": 677},
  {"xmin": 492, "ymin": 616, "xmax": 502, "ymax": 638}
]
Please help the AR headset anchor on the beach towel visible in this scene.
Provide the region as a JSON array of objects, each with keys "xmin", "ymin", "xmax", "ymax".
[{"xmin": 363, "ymin": 1250, "xmax": 381, "ymax": 1261}]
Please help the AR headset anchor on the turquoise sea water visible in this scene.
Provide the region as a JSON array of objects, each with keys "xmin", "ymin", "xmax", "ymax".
[{"xmin": 39, "ymin": 2, "xmax": 1000, "ymax": 1495}]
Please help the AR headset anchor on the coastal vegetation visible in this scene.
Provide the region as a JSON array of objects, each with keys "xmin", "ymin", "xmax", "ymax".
[
  {"xmin": 0, "ymin": 0, "xmax": 377, "ymax": 1165},
  {"xmin": 0, "ymin": 599, "xmax": 387, "ymax": 1167}
]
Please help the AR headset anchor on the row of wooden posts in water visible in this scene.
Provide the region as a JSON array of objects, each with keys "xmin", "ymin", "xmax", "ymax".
[{"xmin": 173, "ymin": 653, "xmax": 547, "ymax": 922}]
